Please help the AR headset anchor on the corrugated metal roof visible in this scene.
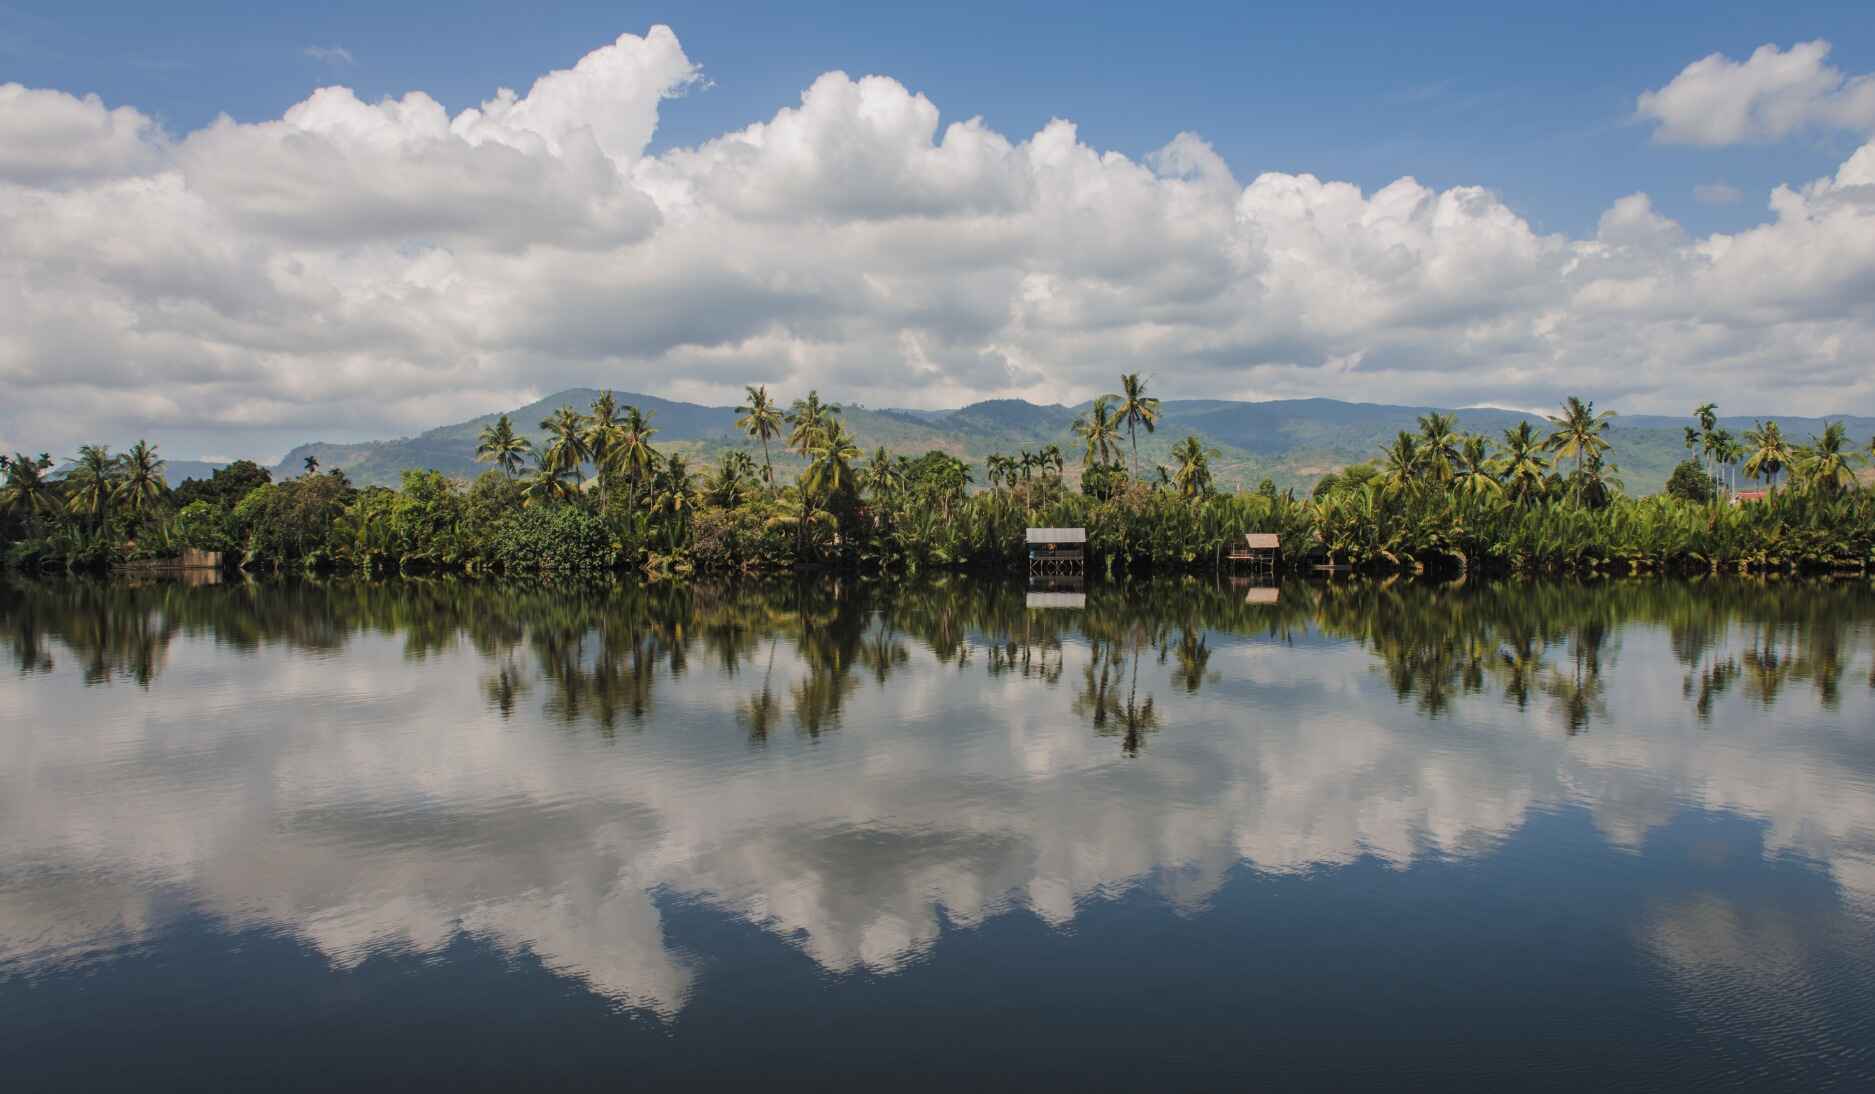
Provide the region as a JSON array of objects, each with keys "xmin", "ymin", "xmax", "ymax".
[
  {"xmin": 1243, "ymin": 533, "xmax": 1281, "ymax": 549},
  {"xmin": 1026, "ymin": 527, "xmax": 1087, "ymax": 543}
]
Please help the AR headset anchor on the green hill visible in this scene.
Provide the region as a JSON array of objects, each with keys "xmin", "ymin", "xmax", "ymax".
[{"xmin": 271, "ymin": 391, "xmax": 1875, "ymax": 497}]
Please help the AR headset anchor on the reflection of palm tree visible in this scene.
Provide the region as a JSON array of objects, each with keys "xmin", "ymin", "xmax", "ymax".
[
  {"xmin": 482, "ymin": 659, "xmax": 528, "ymax": 718},
  {"xmin": 1169, "ymin": 627, "xmax": 1214, "ymax": 693},
  {"xmin": 739, "ymin": 638, "xmax": 782, "ymax": 743}
]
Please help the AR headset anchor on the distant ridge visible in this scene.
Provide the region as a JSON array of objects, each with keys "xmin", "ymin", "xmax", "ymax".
[{"xmin": 269, "ymin": 390, "xmax": 1875, "ymax": 496}]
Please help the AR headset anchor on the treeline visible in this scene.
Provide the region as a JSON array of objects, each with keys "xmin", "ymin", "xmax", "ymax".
[{"xmin": 4, "ymin": 379, "xmax": 1873, "ymax": 576}]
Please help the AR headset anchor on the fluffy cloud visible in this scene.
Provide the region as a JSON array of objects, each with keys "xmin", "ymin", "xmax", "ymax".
[
  {"xmin": 1637, "ymin": 40, "xmax": 1875, "ymax": 145},
  {"xmin": 4, "ymin": 26, "xmax": 1875, "ymax": 460}
]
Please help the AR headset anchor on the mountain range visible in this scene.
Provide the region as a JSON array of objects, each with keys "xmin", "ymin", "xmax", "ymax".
[{"xmin": 222, "ymin": 391, "xmax": 1875, "ymax": 497}]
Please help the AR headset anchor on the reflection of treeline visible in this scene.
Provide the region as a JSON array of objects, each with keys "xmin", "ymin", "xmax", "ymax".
[{"xmin": 4, "ymin": 576, "xmax": 1870, "ymax": 738}]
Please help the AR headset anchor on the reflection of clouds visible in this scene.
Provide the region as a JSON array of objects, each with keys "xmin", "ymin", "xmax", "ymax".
[{"xmin": 0, "ymin": 602, "xmax": 1872, "ymax": 1019}]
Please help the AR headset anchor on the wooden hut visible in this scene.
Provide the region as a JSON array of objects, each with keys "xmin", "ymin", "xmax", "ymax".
[
  {"xmin": 1027, "ymin": 527, "xmax": 1086, "ymax": 577},
  {"xmin": 1224, "ymin": 533, "xmax": 1281, "ymax": 575}
]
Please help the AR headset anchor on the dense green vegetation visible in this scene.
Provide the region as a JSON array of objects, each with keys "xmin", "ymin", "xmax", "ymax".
[{"xmin": 6, "ymin": 379, "xmax": 1874, "ymax": 577}]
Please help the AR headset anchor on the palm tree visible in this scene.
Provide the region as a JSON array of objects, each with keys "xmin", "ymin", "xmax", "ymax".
[
  {"xmin": 1073, "ymin": 396, "xmax": 1122, "ymax": 467},
  {"xmin": 985, "ymin": 453, "xmax": 1013, "ymax": 488},
  {"xmin": 736, "ymin": 385, "xmax": 784, "ymax": 486},
  {"xmin": 862, "ymin": 446, "xmax": 903, "ymax": 506},
  {"xmin": 707, "ymin": 452, "xmax": 755, "ymax": 507},
  {"xmin": 1169, "ymin": 435, "xmax": 1215, "ymax": 498},
  {"xmin": 786, "ymin": 390, "xmax": 841, "ymax": 457},
  {"xmin": 611, "ymin": 405, "xmax": 660, "ymax": 508},
  {"xmin": 1494, "ymin": 422, "xmax": 1549, "ymax": 504},
  {"xmin": 475, "ymin": 414, "xmax": 533, "ymax": 478},
  {"xmin": 302, "ymin": 455, "xmax": 320, "ymax": 476},
  {"xmin": 65, "ymin": 444, "xmax": 120, "ymax": 532},
  {"xmin": 116, "ymin": 440, "xmax": 166, "ymax": 521},
  {"xmin": 651, "ymin": 453, "xmax": 699, "ymax": 536},
  {"xmin": 795, "ymin": 420, "xmax": 861, "ymax": 557},
  {"xmin": 1380, "ymin": 431, "xmax": 1421, "ymax": 496},
  {"xmin": 1, "ymin": 451, "xmax": 59, "ymax": 535},
  {"xmin": 540, "ymin": 406, "xmax": 591, "ymax": 488},
  {"xmin": 1742, "ymin": 420, "xmax": 1791, "ymax": 491},
  {"xmin": 1456, "ymin": 435, "xmax": 1503, "ymax": 499},
  {"xmin": 1110, "ymin": 373, "xmax": 1161, "ymax": 478},
  {"xmin": 1796, "ymin": 422, "xmax": 1859, "ymax": 496},
  {"xmin": 1040, "ymin": 444, "xmax": 1064, "ymax": 479},
  {"xmin": 1416, "ymin": 412, "xmax": 1461, "ymax": 483},
  {"xmin": 523, "ymin": 450, "xmax": 579, "ymax": 506},
  {"xmin": 1546, "ymin": 397, "xmax": 1615, "ymax": 502},
  {"xmin": 582, "ymin": 391, "xmax": 625, "ymax": 505}
]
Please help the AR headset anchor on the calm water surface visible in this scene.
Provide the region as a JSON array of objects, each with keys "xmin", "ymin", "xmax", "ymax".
[{"xmin": 2, "ymin": 576, "xmax": 1873, "ymax": 1090}]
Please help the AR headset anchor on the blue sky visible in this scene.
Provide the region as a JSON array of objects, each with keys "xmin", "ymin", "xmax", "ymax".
[
  {"xmin": 7, "ymin": 0, "xmax": 1874, "ymax": 236},
  {"xmin": 6, "ymin": 3, "xmax": 1875, "ymax": 458}
]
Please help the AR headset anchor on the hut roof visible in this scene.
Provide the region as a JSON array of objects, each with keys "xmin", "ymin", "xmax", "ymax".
[
  {"xmin": 1243, "ymin": 533, "xmax": 1281, "ymax": 549},
  {"xmin": 1026, "ymin": 592, "xmax": 1087, "ymax": 610},
  {"xmin": 1026, "ymin": 527, "xmax": 1087, "ymax": 544}
]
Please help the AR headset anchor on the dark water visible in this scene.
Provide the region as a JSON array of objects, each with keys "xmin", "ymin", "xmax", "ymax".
[{"xmin": 2, "ymin": 575, "xmax": 1873, "ymax": 1091}]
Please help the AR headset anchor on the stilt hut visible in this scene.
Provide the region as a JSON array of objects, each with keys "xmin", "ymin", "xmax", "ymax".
[
  {"xmin": 1027, "ymin": 527, "xmax": 1086, "ymax": 577},
  {"xmin": 1224, "ymin": 533, "xmax": 1281, "ymax": 575}
]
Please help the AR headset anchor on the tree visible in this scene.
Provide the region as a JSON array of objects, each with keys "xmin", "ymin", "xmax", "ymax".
[
  {"xmin": 736, "ymin": 385, "xmax": 785, "ymax": 485},
  {"xmin": 1743, "ymin": 420, "xmax": 1790, "ymax": 490},
  {"xmin": 1169, "ymin": 435, "xmax": 1215, "ymax": 498},
  {"xmin": 1665, "ymin": 460, "xmax": 1715, "ymax": 504},
  {"xmin": 116, "ymin": 440, "xmax": 167, "ymax": 521},
  {"xmin": 1416, "ymin": 412, "xmax": 1461, "ymax": 483},
  {"xmin": 540, "ymin": 406, "xmax": 591, "ymax": 489},
  {"xmin": 1546, "ymin": 397, "xmax": 1615, "ymax": 502},
  {"xmin": 1796, "ymin": 421, "xmax": 1859, "ymax": 496},
  {"xmin": 1494, "ymin": 422, "xmax": 1549, "ymax": 504},
  {"xmin": 1110, "ymin": 373, "xmax": 1160, "ymax": 479},
  {"xmin": 1, "ymin": 451, "xmax": 59, "ymax": 535},
  {"xmin": 174, "ymin": 460, "xmax": 271, "ymax": 510},
  {"xmin": 301, "ymin": 455, "xmax": 320, "ymax": 476},
  {"xmin": 1040, "ymin": 444, "xmax": 1064, "ymax": 479},
  {"xmin": 706, "ymin": 452, "xmax": 755, "ymax": 508},
  {"xmin": 795, "ymin": 420, "xmax": 861, "ymax": 557},
  {"xmin": 1380, "ymin": 431, "xmax": 1421, "ymax": 496},
  {"xmin": 582, "ymin": 391, "xmax": 625, "ymax": 505},
  {"xmin": 1455, "ymin": 435, "xmax": 1503, "ymax": 499},
  {"xmin": 862, "ymin": 446, "xmax": 904, "ymax": 506},
  {"xmin": 1072, "ymin": 396, "xmax": 1122, "ymax": 467},
  {"xmin": 65, "ymin": 445, "xmax": 120, "ymax": 532},
  {"xmin": 611, "ymin": 404, "xmax": 661, "ymax": 508},
  {"xmin": 475, "ymin": 414, "xmax": 533, "ymax": 478},
  {"xmin": 786, "ymin": 390, "xmax": 840, "ymax": 457}
]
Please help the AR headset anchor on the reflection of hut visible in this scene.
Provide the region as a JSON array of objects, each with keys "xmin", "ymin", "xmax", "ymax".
[
  {"xmin": 1026, "ymin": 591, "xmax": 1087, "ymax": 610},
  {"xmin": 1027, "ymin": 528, "xmax": 1086, "ymax": 577},
  {"xmin": 1243, "ymin": 586, "xmax": 1279, "ymax": 605},
  {"xmin": 1224, "ymin": 533, "xmax": 1281, "ymax": 575}
]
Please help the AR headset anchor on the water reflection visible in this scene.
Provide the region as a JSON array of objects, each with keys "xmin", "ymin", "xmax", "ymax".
[{"xmin": 2, "ymin": 575, "xmax": 1873, "ymax": 1027}]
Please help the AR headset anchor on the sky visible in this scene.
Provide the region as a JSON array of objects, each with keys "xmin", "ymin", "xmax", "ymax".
[{"xmin": 4, "ymin": 1, "xmax": 1875, "ymax": 460}]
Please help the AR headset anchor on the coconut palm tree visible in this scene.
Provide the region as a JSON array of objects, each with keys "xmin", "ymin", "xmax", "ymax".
[
  {"xmin": 1169, "ymin": 435, "xmax": 1215, "ymax": 498},
  {"xmin": 302, "ymin": 455, "xmax": 320, "ymax": 476},
  {"xmin": 1073, "ymin": 396, "xmax": 1123, "ymax": 468},
  {"xmin": 736, "ymin": 385, "xmax": 784, "ymax": 485},
  {"xmin": 1456, "ymin": 435, "xmax": 1503, "ymax": 499},
  {"xmin": 1, "ymin": 451, "xmax": 59, "ymax": 535},
  {"xmin": 116, "ymin": 440, "xmax": 166, "ymax": 521},
  {"xmin": 1380, "ymin": 431, "xmax": 1422, "ymax": 496},
  {"xmin": 475, "ymin": 414, "xmax": 533, "ymax": 478},
  {"xmin": 862, "ymin": 446, "xmax": 903, "ymax": 506},
  {"xmin": 786, "ymin": 391, "xmax": 840, "ymax": 457},
  {"xmin": 540, "ymin": 406, "xmax": 591, "ymax": 488},
  {"xmin": 1416, "ymin": 412, "xmax": 1461, "ymax": 483},
  {"xmin": 1546, "ymin": 396, "xmax": 1615, "ymax": 502},
  {"xmin": 707, "ymin": 452, "xmax": 755, "ymax": 507},
  {"xmin": 794, "ymin": 420, "xmax": 861, "ymax": 557},
  {"xmin": 65, "ymin": 444, "xmax": 120, "ymax": 532},
  {"xmin": 523, "ymin": 450, "xmax": 579, "ymax": 506},
  {"xmin": 611, "ymin": 405, "xmax": 661, "ymax": 508},
  {"xmin": 582, "ymin": 391, "xmax": 625, "ymax": 505},
  {"xmin": 1494, "ymin": 421, "xmax": 1549, "ymax": 504},
  {"xmin": 1796, "ymin": 422, "xmax": 1859, "ymax": 496},
  {"xmin": 1743, "ymin": 420, "xmax": 1791, "ymax": 490},
  {"xmin": 1110, "ymin": 373, "xmax": 1161, "ymax": 478}
]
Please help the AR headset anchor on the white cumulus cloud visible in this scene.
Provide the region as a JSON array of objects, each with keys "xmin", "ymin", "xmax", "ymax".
[
  {"xmin": 1637, "ymin": 40, "xmax": 1875, "ymax": 145},
  {"xmin": 3, "ymin": 27, "xmax": 1875, "ymax": 460}
]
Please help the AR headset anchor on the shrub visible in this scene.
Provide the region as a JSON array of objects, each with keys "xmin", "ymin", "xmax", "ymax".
[{"xmin": 489, "ymin": 504, "xmax": 615, "ymax": 575}]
